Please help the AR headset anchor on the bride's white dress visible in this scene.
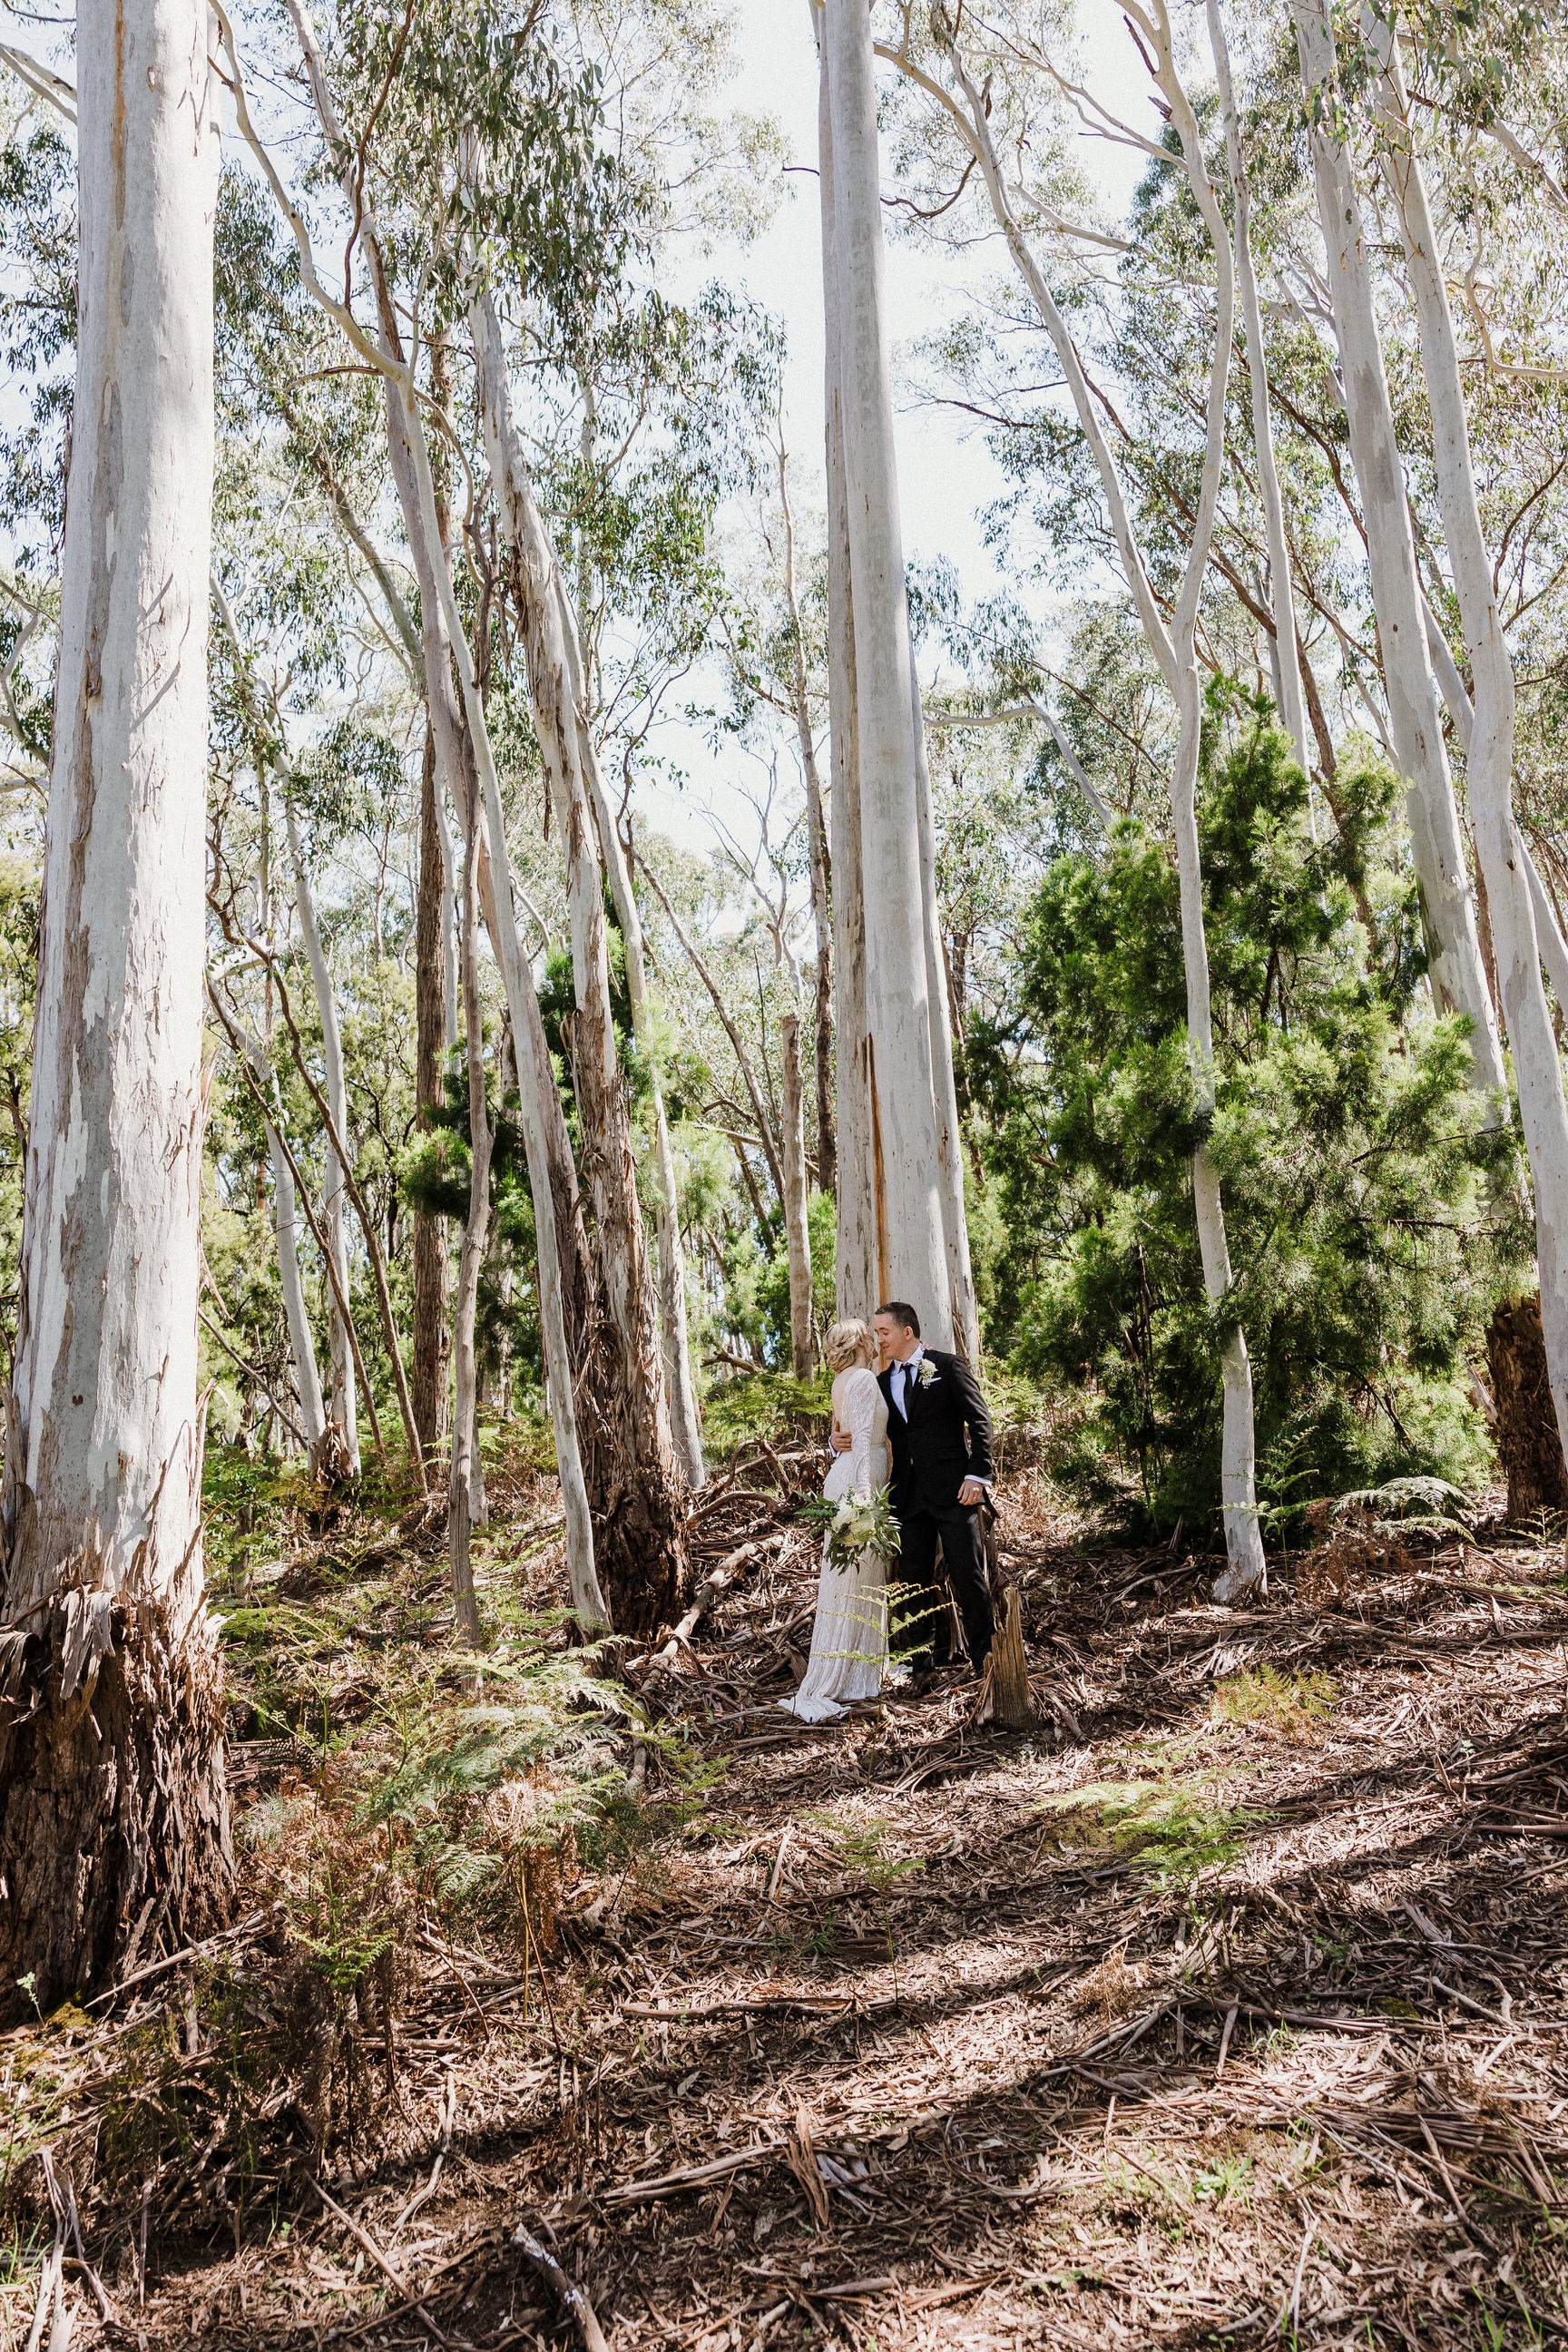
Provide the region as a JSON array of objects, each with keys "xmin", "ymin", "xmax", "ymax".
[{"xmin": 782, "ymin": 1364, "xmax": 890, "ymax": 1721}]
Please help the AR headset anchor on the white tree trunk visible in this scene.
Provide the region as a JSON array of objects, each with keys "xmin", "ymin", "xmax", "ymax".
[
  {"xmin": 926, "ymin": 14, "xmax": 1267, "ymax": 1595},
  {"xmin": 268, "ymin": 1122, "xmax": 328, "ymax": 1458},
  {"xmin": 283, "ymin": 801, "xmax": 359, "ymax": 1475},
  {"xmin": 779, "ymin": 1002, "xmax": 816, "ymax": 1376},
  {"xmin": 910, "ymin": 661, "xmax": 980, "ymax": 1360},
  {"xmin": 0, "ymin": 0, "xmax": 230, "ymax": 1996},
  {"xmin": 1206, "ymin": 0, "xmax": 1311, "ymax": 791},
  {"xmin": 436, "ymin": 791, "xmax": 459, "ymax": 1062},
  {"xmin": 1172, "ymin": 670, "xmax": 1269, "ymax": 1598},
  {"xmin": 1291, "ymin": 0, "xmax": 1505, "ymax": 1098},
  {"xmin": 1371, "ymin": 16, "xmax": 1568, "ymax": 1475},
  {"xmin": 1421, "ymin": 540, "xmax": 1568, "ymax": 1021},
  {"xmin": 824, "ymin": 0, "xmax": 957, "ymax": 1345},
  {"xmin": 816, "ymin": 21, "xmax": 877, "ymax": 1323},
  {"xmin": 230, "ymin": 1015, "xmax": 328, "ymax": 1471},
  {"xmin": 471, "ymin": 289, "xmax": 704, "ymax": 1487},
  {"xmin": 466, "ymin": 291, "xmax": 687, "ymax": 1540},
  {"xmin": 448, "ymin": 732, "xmax": 488, "ymax": 1646}
]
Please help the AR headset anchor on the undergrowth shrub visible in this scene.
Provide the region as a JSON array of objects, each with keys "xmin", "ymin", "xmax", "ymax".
[
  {"xmin": 1212, "ymin": 1665, "xmax": 1335, "ymax": 1739},
  {"xmin": 973, "ymin": 693, "xmax": 1527, "ymax": 1536},
  {"xmin": 6, "ymin": 1620, "xmax": 710, "ymax": 2239},
  {"xmin": 1035, "ymin": 1775, "xmax": 1268, "ymax": 1887},
  {"xmin": 701, "ymin": 1367, "xmax": 830, "ymax": 1458},
  {"xmin": 249, "ymin": 1620, "xmax": 701, "ymax": 1965}
]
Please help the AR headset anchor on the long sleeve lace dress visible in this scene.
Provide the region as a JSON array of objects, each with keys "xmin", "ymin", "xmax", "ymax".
[{"xmin": 780, "ymin": 1364, "xmax": 890, "ymax": 1721}]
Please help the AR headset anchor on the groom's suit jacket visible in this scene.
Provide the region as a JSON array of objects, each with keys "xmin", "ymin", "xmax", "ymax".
[{"xmin": 879, "ymin": 1348, "xmax": 995, "ymax": 1516}]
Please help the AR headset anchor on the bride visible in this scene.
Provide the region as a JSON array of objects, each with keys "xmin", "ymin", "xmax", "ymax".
[{"xmin": 781, "ymin": 1318, "xmax": 891, "ymax": 1721}]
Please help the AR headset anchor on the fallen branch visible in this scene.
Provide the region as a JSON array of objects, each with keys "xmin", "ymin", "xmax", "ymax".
[
  {"xmin": 601, "ymin": 2138, "xmax": 786, "ymax": 2204},
  {"xmin": 24, "ymin": 2241, "xmax": 67, "ymax": 2352},
  {"xmin": 511, "ymin": 2226, "xmax": 609, "ymax": 2352},
  {"xmin": 312, "ymin": 2180, "xmax": 452, "ymax": 2348},
  {"xmin": 641, "ymin": 1538, "xmax": 777, "ymax": 1671}
]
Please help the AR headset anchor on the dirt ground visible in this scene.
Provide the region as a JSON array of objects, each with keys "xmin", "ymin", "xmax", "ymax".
[{"xmin": 6, "ymin": 1455, "xmax": 1568, "ymax": 2350}]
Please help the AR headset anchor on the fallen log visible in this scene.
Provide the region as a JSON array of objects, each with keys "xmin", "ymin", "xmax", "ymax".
[{"xmin": 638, "ymin": 1536, "xmax": 780, "ymax": 1672}]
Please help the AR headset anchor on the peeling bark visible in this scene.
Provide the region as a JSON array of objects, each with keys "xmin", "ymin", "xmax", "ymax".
[
  {"xmin": 283, "ymin": 801, "xmax": 360, "ymax": 1476},
  {"xmin": 0, "ymin": 0, "xmax": 231, "ymax": 2004},
  {"xmin": 822, "ymin": 2, "xmax": 956, "ymax": 1339},
  {"xmin": 1291, "ymin": 0, "xmax": 1505, "ymax": 1099},
  {"xmin": 413, "ymin": 723, "xmax": 450, "ymax": 1455}
]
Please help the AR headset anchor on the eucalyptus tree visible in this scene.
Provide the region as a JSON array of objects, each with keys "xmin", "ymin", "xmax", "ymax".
[
  {"xmin": 816, "ymin": 0, "xmax": 977, "ymax": 1357},
  {"xmin": 1362, "ymin": 3, "xmax": 1568, "ymax": 1485},
  {"xmin": 887, "ymin": 4, "xmax": 1268, "ymax": 1595},
  {"xmin": 1289, "ymin": 0, "xmax": 1505, "ymax": 1099},
  {"xmin": 813, "ymin": 25, "xmax": 875, "ymax": 1325},
  {"xmin": 716, "ymin": 406, "xmax": 836, "ymax": 1204},
  {"xmin": 215, "ymin": 0, "xmax": 622, "ymax": 1625},
  {"xmin": 470, "ymin": 285, "xmax": 707, "ymax": 1485},
  {"xmin": 214, "ymin": 168, "xmax": 456, "ymax": 1461},
  {"xmin": 1206, "ymin": 0, "xmax": 1310, "ymax": 789},
  {"xmin": 0, "ymin": 0, "xmax": 232, "ymax": 1998}
]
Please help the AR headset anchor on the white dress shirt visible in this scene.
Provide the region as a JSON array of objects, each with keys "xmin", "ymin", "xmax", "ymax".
[{"xmin": 889, "ymin": 1345, "xmax": 924, "ymax": 1421}]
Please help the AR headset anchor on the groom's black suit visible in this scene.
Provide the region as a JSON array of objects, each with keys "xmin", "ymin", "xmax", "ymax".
[{"xmin": 879, "ymin": 1348, "xmax": 995, "ymax": 1672}]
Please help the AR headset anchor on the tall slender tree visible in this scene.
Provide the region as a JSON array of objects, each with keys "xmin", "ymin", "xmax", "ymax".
[
  {"xmin": 915, "ymin": 3, "xmax": 1269, "ymax": 1595},
  {"xmin": 412, "ymin": 725, "xmax": 451, "ymax": 1455},
  {"xmin": 469, "ymin": 288, "xmax": 706, "ymax": 1488},
  {"xmin": 0, "ymin": 0, "xmax": 231, "ymax": 2000},
  {"xmin": 813, "ymin": 17, "xmax": 876, "ymax": 1326},
  {"xmin": 282, "ymin": 800, "xmax": 360, "ymax": 1476},
  {"xmin": 1290, "ymin": 0, "xmax": 1505, "ymax": 1099},
  {"xmin": 216, "ymin": 0, "xmax": 615, "ymax": 1622},
  {"xmin": 1205, "ymin": 0, "xmax": 1311, "ymax": 789},
  {"xmin": 819, "ymin": 0, "xmax": 972, "ymax": 1351},
  {"xmin": 1367, "ymin": 5, "xmax": 1568, "ymax": 1486}
]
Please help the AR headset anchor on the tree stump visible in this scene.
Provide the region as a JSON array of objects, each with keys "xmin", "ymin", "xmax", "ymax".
[
  {"xmin": 979, "ymin": 1498, "xmax": 1035, "ymax": 1730},
  {"xmin": 1486, "ymin": 1293, "xmax": 1568, "ymax": 1524},
  {"xmin": 989, "ymin": 1580, "xmax": 1037, "ymax": 1730}
]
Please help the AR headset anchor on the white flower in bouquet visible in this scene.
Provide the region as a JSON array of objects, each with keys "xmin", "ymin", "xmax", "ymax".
[{"xmin": 818, "ymin": 1485, "xmax": 897, "ymax": 1570}]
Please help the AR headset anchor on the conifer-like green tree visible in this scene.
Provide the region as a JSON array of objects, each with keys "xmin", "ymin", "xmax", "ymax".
[{"xmin": 975, "ymin": 702, "xmax": 1526, "ymax": 1530}]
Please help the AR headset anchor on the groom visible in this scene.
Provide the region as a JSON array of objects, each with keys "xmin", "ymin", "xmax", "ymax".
[{"xmin": 859, "ymin": 1301, "xmax": 995, "ymax": 1682}]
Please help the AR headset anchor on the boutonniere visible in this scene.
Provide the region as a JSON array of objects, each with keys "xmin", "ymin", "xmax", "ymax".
[{"xmin": 916, "ymin": 1359, "xmax": 938, "ymax": 1387}]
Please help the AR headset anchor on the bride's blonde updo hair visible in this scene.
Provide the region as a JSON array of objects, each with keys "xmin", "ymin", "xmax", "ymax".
[{"xmin": 823, "ymin": 1318, "xmax": 875, "ymax": 1373}]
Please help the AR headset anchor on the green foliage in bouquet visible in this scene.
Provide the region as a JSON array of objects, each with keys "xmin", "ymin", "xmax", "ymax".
[{"xmin": 799, "ymin": 1485, "xmax": 899, "ymax": 1571}]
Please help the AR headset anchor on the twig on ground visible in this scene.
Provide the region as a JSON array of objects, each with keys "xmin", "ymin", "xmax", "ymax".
[
  {"xmin": 512, "ymin": 2225, "xmax": 611, "ymax": 2352},
  {"xmin": 312, "ymin": 2179, "xmax": 453, "ymax": 2348}
]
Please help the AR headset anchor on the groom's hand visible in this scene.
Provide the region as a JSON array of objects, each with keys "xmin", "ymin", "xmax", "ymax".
[
  {"xmin": 957, "ymin": 1476, "xmax": 986, "ymax": 1506},
  {"xmin": 830, "ymin": 1428, "xmax": 854, "ymax": 1454}
]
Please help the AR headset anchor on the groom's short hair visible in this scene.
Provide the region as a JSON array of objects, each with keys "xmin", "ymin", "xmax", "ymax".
[{"xmin": 877, "ymin": 1299, "xmax": 920, "ymax": 1337}]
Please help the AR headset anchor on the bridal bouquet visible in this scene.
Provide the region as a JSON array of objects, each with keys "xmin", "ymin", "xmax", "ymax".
[{"xmin": 799, "ymin": 1485, "xmax": 898, "ymax": 1571}]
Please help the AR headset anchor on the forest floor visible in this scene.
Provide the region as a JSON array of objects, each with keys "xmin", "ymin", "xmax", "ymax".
[{"xmin": 6, "ymin": 1433, "xmax": 1568, "ymax": 2349}]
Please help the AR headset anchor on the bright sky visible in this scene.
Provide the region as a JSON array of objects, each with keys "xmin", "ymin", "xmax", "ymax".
[{"xmin": 644, "ymin": 0, "xmax": 1153, "ymax": 847}]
